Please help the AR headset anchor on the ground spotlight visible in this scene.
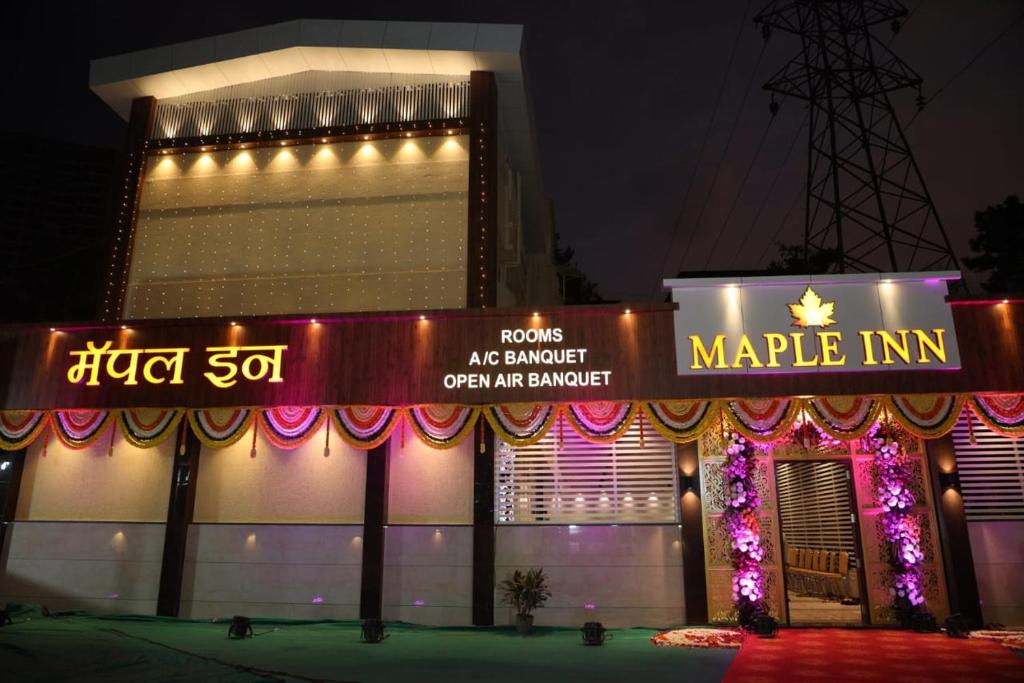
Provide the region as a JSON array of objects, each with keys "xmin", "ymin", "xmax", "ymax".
[
  {"xmin": 361, "ymin": 618, "xmax": 388, "ymax": 643},
  {"xmin": 944, "ymin": 613, "xmax": 971, "ymax": 638},
  {"xmin": 227, "ymin": 615, "xmax": 253, "ymax": 639},
  {"xmin": 910, "ymin": 611, "xmax": 938, "ymax": 633},
  {"xmin": 581, "ymin": 621, "xmax": 608, "ymax": 645},
  {"xmin": 752, "ymin": 614, "xmax": 779, "ymax": 638}
]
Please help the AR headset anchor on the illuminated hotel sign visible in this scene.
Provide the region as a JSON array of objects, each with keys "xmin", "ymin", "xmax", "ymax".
[
  {"xmin": 66, "ymin": 342, "xmax": 287, "ymax": 388},
  {"xmin": 666, "ymin": 272, "xmax": 961, "ymax": 376},
  {"xmin": 442, "ymin": 327, "xmax": 612, "ymax": 391}
]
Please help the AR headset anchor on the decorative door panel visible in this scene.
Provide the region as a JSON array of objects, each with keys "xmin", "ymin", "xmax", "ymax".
[{"xmin": 851, "ymin": 429, "xmax": 949, "ymax": 625}]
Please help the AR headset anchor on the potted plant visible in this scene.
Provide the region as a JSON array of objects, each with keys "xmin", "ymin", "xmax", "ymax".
[{"xmin": 499, "ymin": 568, "xmax": 551, "ymax": 634}]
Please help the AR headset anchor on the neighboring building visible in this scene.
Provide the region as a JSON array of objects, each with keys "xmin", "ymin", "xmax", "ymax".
[{"xmin": 0, "ymin": 134, "xmax": 120, "ymax": 322}]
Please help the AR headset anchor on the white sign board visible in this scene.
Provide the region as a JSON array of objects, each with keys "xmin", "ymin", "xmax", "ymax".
[{"xmin": 665, "ymin": 272, "xmax": 961, "ymax": 376}]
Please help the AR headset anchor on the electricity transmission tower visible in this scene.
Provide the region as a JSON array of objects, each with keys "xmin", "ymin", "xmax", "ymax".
[{"xmin": 755, "ymin": 0, "xmax": 960, "ymax": 273}]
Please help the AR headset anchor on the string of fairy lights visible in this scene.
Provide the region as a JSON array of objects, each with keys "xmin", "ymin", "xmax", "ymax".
[{"xmin": 123, "ymin": 134, "xmax": 470, "ymax": 319}]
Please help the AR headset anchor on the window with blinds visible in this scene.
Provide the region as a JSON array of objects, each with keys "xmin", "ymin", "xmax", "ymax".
[
  {"xmin": 495, "ymin": 417, "xmax": 679, "ymax": 524},
  {"xmin": 775, "ymin": 461, "xmax": 858, "ymax": 559},
  {"xmin": 952, "ymin": 415, "xmax": 1024, "ymax": 521}
]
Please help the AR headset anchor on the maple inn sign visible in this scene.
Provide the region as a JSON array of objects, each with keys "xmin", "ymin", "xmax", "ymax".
[{"xmin": 666, "ymin": 272, "xmax": 962, "ymax": 376}]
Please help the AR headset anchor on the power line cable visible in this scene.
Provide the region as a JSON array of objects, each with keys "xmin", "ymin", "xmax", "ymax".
[
  {"xmin": 757, "ymin": 181, "xmax": 806, "ymax": 265},
  {"xmin": 650, "ymin": 0, "xmax": 754, "ymax": 298},
  {"xmin": 906, "ymin": 9, "xmax": 1024, "ymax": 129},
  {"xmin": 676, "ymin": 38, "xmax": 769, "ymax": 274},
  {"xmin": 701, "ymin": 104, "xmax": 781, "ymax": 269},
  {"xmin": 729, "ymin": 111, "xmax": 808, "ymax": 268}
]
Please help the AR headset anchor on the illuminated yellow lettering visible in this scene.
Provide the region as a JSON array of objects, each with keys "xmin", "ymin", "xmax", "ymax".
[
  {"xmin": 105, "ymin": 349, "xmax": 142, "ymax": 386},
  {"xmin": 763, "ymin": 333, "xmax": 788, "ymax": 368},
  {"xmin": 205, "ymin": 347, "xmax": 241, "ymax": 388},
  {"xmin": 731, "ymin": 334, "xmax": 764, "ymax": 369},
  {"xmin": 67, "ymin": 341, "xmax": 113, "ymax": 386},
  {"xmin": 878, "ymin": 330, "xmax": 912, "ymax": 365},
  {"xmin": 240, "ymin": 346, "xmax": 286, "ymax": 383},
  {"xmin": 790, "ymin": 333, "xmax": 819, "ymax": 367},
  {"xmin": 913, "ymin": 328, "xmax": 947, "ymax": 363},
  {"xmin": 860, "ymin": 331, "xmax": 878, "ymax": 365},
  {"xmin": 690, "ymin": 335, "xmax": 728, "ymax": 369},
  {"xmin": 818, "ymin": 331, "xmax": 846, "ymax": 366},
  {"xmin": 141, "ymin": 348, "xmax": 189, "ymax": 385},
  {"xmin": 205, "ymin": 345, "xmax": 287, "ymax": 388}
]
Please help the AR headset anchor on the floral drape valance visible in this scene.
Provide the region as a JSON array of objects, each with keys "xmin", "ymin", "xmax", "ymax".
[{"xmin": 1, "ymin": 394, "xmax": 1022, "ymax": 452}]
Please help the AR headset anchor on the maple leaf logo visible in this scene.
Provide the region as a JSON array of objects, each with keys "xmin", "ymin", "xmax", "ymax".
[{"xmin": 788, "ymin": 286, "xmax": 837, "ymax": 328}]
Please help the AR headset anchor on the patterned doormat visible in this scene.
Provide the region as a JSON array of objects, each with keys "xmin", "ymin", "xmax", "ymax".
[{"xmin": 722, "ymin": 628, "xmax": 1024, "ymax": 682}]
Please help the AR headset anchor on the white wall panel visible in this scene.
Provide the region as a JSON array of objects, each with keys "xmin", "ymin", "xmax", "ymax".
[
  {"xmin": 968, "ymin": 520, "xmax": 1024, "ymax": 627},
  {"xmin": 180, "ymin": 523, "xmax": 363, "ymax": 619},
  {"xmin": 494, "ymin": 525, "xmax": 684, "ymax": 628},
  {"xmin": 388, "ymin": 436, "xmax": 473, "ymax": 524},
  {"xmin": 0, "ymin": 522, "xmax": 164, "ymax": 614},
  {"xmin": 194, "ymin": 427, "xmax": 365, "ymax": 524},
  {"xmin": 16, "ymin": 433, "xmax": 174, "ymax": 522},
  {"xmin": 382, "ymin": 525, "xmax": 472, "ymax": 625}
]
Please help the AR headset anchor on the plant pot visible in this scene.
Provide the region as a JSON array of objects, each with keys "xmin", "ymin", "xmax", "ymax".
[{"xmin": 515, "ymin": 614, "xmax": 534, "ymax": 634}]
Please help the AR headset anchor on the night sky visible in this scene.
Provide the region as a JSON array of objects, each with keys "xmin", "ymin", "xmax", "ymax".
[{"xmin": 1, "ymin": 0, "xmax": 1020, "ymax": 302}]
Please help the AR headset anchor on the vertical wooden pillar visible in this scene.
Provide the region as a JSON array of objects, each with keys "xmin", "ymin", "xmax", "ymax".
[
  {"xmin": 472, "ymin": 422, "xmax": 496, "ymax": 625},
  {"xmin": 99, "ymin": 95, "xmax": 156, "ymax": 322},
  {"xmin": 925, "ymin": 434, "xmax": 983, "ymax": 626},
  {"xmin": 360, "ymin": 442, "xmax": 390, "ymax": 619},
  {"xmin": 467, "ymin": 71, "xmax": 498, "ymax": 309},
  {"xmin": 0, "ymin": 449, "xmax": 27, "ymax": 561},
  {"xmin": 157, "ymin": 423, "xmax": 201, "ymax": 617},
  {"xmin": 677, "ymin": 442, "xmax": 709, "ymax": 624},
  {"xmin": 468, "ymin": 69, "xmax": 499, "ymax": 624}
]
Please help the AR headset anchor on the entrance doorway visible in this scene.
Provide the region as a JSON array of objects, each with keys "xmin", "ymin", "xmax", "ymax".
[{"xmin": 775, "ymin": 460, "xmax": 867, "ymax": 625}]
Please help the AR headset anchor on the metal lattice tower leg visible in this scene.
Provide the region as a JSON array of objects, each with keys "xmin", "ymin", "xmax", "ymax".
[{"xmin": 756, "ymin": 0, "xmax": 960, "ymax": 273}]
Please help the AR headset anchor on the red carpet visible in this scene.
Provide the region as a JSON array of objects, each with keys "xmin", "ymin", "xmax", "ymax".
[{"xmin": 723, "ymin": 628, "xmax": 1024, "ymax": 682}]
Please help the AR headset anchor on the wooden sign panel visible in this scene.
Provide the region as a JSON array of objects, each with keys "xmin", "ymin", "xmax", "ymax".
[{"xmin": 0, "ymin": 302, "xmax": 1019, "ymax": 410}]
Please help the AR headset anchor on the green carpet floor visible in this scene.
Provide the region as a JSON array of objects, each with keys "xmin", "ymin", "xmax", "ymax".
[{"xmin": 0, "ymin": 609, "xmax": 736, "ymax": 682}]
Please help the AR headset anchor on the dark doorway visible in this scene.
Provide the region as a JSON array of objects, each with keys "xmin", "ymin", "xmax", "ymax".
[{"xmin": 775, "ymin": 460, "xmax": 868, "ymax": 625}]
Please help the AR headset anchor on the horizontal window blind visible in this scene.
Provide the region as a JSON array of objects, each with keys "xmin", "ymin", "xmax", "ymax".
[
  {"xmin": 495, "ymin": 417, "xmax": 678, "ymax": 524},
  {"xmin": 953, "ymin": 415, "xmax": 1024, "ymax": 521},
  {"xmin": 776, "ymin": 461, "xmax": 857, "ymax": 561}
]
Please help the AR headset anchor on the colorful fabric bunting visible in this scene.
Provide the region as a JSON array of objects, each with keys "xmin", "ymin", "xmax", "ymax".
[
  {"xmin": 259, "ymin": 406, "xmax": 326, "ymax": 449},
  {"xmin": 804, "ymin": 396, "xmax": 882, "ymax": 439},
  {"xmin": 1, "ymin": 394, "xmax": 1017, "ymax": 452},
  {"xmin": 118, "ymin": 409, "xmax": 184, "ymax": 448},
  {"xmin": 0, "ymin": 410, "xmax": 48, "ymax": 451},
  {"xmin": 968, "ymin": 394, "xmax": 1024, "ymax": 437},
  {"xmin": 331, "ymin": 406, "xmax": 401, "ymax": 449},
  {"xmin": 483, "ymin": 404, "xmax": 557, "ymax": 446},
  {"xmin": 405, "ymin": 405, "xmax": 480, "ymax": 449},
  {"xmin": 52, "ymin": 410, "xmax": 113, "ymax": 449},
  {"xmin": 189, "ymin": 409, "xmax": 254, "ymax": 448},
  {"xmin": 564, "ymin": 401, "xmax": 638, "ymax": 443},
  {"xmin": 641, "ymin": 400, "xmax": 717, "ymax": 443},
  {"xmin": 724, "ymin": 399, "xmax": 800, "ymax": 441},
  {"xmin": 887, "ymin": 394, "xmax": 965, "ymax": 438}
]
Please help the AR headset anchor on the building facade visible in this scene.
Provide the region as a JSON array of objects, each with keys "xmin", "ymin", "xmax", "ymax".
[{"xmin": 0, "ymin": 20, "xmax": 1022, "ymax": 631}]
